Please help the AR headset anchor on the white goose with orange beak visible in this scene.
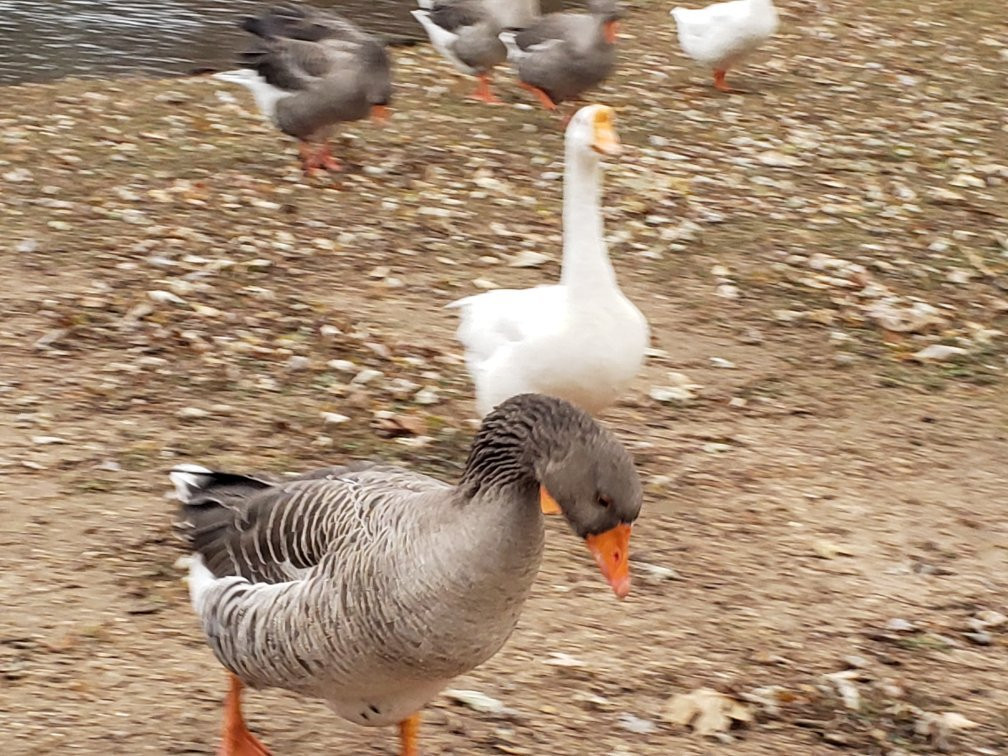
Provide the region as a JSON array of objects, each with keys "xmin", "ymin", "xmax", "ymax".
[{"xmin": 449, "ymin": 104, "xmax": 650, "ymax": 421}]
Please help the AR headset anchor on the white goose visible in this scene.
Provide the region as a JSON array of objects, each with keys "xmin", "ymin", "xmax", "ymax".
[
  {"xmin": 670, "ymin": 0, "xmax": 779, "ymax": 92},
  {"xmin": 448, "ymin": 104, "xmax": 649, "ymax": 417}
]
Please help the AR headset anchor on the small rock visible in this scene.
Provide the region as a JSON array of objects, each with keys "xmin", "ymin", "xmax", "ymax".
[
  {"xmin": 964, "ymin": 631, "xmax": 992, "ymax": 646},
  {"xmin": 973, "ymin": 610, "xmax": 1006, "ymax": 629},
  {"xmin": 286, "ymin": 356, "xmax": 310, "ymax": 371},
  {"xmin": 843, "ymin": 655, "xmax": 870, "ymax": 669},
  {"xmin": 702, "ymin": 442, "xmax": 733, "ymax": 454},
  {"xmin": 912, "ymin": 344, "xmax": 969, "ymax": 362},
  {"xmin": 321, "ymin": 412, "xmax": 350, "ymax": 426},
  {"xmin": 508, "ymin": 250, "xmax": 550, "ymax": 268},
  {"xmin": 413, "ymin": 387, "xmax": 440, "ymax": 405},
  {"xmin": 617, "ymin": 713, "xmax": 657, "ymax": 735},
  {"xmin": 148, "ymin": 289, "xmax": 186, "ymax": 305},
  {"xmin": 823, "ymin": 671, "xmax": 861, "ymax": 711},
  {"xmin": 885, "ymin": 618, "xmax": 917, "ymax": 633},
  {"xmin": 351, "ymin": 368, "xmax": 382, "ymax": 385},
  {"xmin": 176, "ymin": 407, "xmax": 209, "ymax": 420},
  {"xmin": 444, "ymin": 689, "xmax": 510, "ymax": 716},
  {"xmin": 709, "ymin": 357, "xmax": 736, "ymax": 369},
  {"xmin": 649, "ymin": 385, "xmax": 695, "ymax": 403},
  {"xmin": 31, "ymin": 435, "xmax": 67, "ymax": 445},
  {"xmin": 542, "ymin": 652, "xmax": 585, "ymax": 668}
]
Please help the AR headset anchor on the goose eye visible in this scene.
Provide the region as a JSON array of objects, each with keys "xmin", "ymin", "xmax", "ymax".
[{"xmin": 598, "ymin": 495, "xmax": 612, "ymax": 509}]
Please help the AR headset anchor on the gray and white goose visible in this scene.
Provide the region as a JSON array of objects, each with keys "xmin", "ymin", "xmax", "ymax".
[
  {"xmin": 173, "ymin": 393, "xmax": 642, "ymax": 756},
  {"xmin": 502, "ymin": 0, "xmax": 623, "ymax": 114},
  {"xmin": 411, "ymin": 0, "xmax": 508, "ymax": 104},
  {"xmin": 213, "ymin": 4, "xmax": 391, "ymax": 175}
]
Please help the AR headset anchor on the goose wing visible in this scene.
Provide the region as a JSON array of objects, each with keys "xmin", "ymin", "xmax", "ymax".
[{"xmin": 172, "ymin": 463, "xmax": 447, "ymax": 584}]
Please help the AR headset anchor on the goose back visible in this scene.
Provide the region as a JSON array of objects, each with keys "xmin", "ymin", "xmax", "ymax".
[{"xmin": 175, "ymin": 463, "xmax": 544, "ymax": 716}]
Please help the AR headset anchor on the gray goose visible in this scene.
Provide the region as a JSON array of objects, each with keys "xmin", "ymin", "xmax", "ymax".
[
  {"xmin": 173, "ymin": 393, "xmax": 642, "ymax": 756},
  {"xmin": 411, "ymin": 0, "xmax": 508, "ymax": 104},
  {"xmin": 502, "ymin": 0, "xmax": 623, "ymax": 114},
  {"xmin": 213, "ymin": 4, "xmax": 391, "ymax": 175}
]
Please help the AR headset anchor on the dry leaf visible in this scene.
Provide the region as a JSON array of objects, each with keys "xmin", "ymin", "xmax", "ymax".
[{"xmin": 665, "ymin": 687, "xmax": 752, "ymax": 736}]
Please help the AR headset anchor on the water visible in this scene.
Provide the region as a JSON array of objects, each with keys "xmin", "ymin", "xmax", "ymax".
[{"xmin": 0, "ymin": 0, "xmax": 570, "ymax": 85}]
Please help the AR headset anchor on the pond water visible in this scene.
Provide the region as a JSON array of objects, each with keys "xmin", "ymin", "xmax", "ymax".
[{"xmin": 0, "ymin": 0, "xmax": 569, "ymax": 85}]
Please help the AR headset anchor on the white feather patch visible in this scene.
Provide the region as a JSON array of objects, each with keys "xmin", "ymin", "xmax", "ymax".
[{"xmin": 169, "ymin": 464, "xmax": 213, "ymax": 502}]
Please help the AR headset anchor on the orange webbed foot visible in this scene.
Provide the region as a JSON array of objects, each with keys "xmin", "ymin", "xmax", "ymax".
[
  {"xmin": 469, "ymin": 74, "xmax": 503, "ymax": 105},
  {"xmin": 218, "ymin": 674, "xmax": 271, "ymax": 756},
  {"xmin": 518, "ymin": 81, "xmax": 558, "ymax": 111},
  {"xmin": 713, "ymin": 69, "xmax": 732, "ymax": 92}
]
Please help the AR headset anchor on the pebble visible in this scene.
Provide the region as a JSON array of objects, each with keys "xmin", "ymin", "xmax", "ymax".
[{"xmin": 912, "ymin": 344, "xmax": 969, "ymax": 362}]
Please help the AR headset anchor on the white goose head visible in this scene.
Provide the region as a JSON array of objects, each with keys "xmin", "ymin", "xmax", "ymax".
[{"xmin": 565, "ymin": 104, "xmax": 622, "ymax": 162}]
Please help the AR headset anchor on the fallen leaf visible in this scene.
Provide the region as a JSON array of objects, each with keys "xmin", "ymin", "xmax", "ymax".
[{"xmin": 665, "ymin": 687, "xmax": 752, "ymax": 736}]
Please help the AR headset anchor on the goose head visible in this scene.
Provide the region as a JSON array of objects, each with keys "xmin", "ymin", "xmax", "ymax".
[
  {"xmin": 360, "ymin": 41, "xmax": 392, "ymax": 122},
  {"xmin": 519, "ymin": 396, "xmax": 642, "ymax": 600},
  {"xmin": 588, "ymin": 0, "xmax": 623, "ymax": 43},
  {"xmin": 536, "ymin": 430, "xmax": 642, "ymax": 599},
  {"xmin": 566, "ymin": 104, "xmax": 622, "ymax": 160}
]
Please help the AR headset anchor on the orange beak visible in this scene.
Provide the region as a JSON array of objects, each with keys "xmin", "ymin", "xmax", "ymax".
[
  {"xmin": 585, "ymin": 524, "xmax": 632, "ymax": 599},
  {"xmin": 371, "ymin": 104, "xmax": 389, "ymax": 124},
  {"xmin": 591, "ymin": 106, "xmax": 622, "ymax": 156},
  {"xmin": 540, "ymin": 484, "xmax": 562, "ymax": 515},
  {"xmin": 604, "ymin": 20, "xmax": 620, "ymax": 44}
]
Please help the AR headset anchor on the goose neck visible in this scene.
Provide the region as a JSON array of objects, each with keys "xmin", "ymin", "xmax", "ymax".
[{"xmin": 560, "ymin": 143, "xmax": 616, "ymax": 289}]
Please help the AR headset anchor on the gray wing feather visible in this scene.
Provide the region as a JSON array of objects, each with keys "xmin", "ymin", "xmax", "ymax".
[{"xmin": 175, "ymin": 465, "xmax": 444, "ymax": 584}]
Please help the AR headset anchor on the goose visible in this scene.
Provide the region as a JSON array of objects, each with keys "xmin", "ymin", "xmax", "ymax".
[
  {"xmin": 669, "ymin": 0, "xmax": 778, "ymax": 92},
  {"xmin": 173, "ymin": 393, "xmax": 642, "ymax": 756},
  {"xmin": 213, "ymin": 4, "xmax": 391, "ymax": 174},
  {"xmin": 448, "ymin": 104, "xmax": 649, "ymax": 418},
  {"xmin": 501, "ymin": 0, "xmax": 622, "ymax": 114},
  {"xmin": 411, "ymin": 0, "xmax": 508, "ymax": 104}
]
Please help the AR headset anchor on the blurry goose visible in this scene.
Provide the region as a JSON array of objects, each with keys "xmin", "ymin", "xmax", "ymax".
[
  {"xmin": 448, "ymin": 105, "xmax": 648, "ymax": 417},
  {"xmin": 173, "ymin": 393, "xmax": 642, "ymax": 756},
  {"xmin": 670, "ymin": 0, "xmax": 778, "ymax": 92},
  {"xmin": 213, "ymin": 4, "xmax": 391, "ymax": 174},
  {"xmin": 411, "ymin": 0, "xmax": 508, "ymax": 104},
  {"xmin": 488, "ymin": 0, "xmax": 541, "ymax": 28},
  {"xmin": 501, "ymin": 0, "xmax": 622, "ymax": 113}
]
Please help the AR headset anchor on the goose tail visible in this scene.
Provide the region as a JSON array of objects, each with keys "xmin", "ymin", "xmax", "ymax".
[{"xmin": 498, "ymin": 31, "xmax": 523, "ymax": 62}]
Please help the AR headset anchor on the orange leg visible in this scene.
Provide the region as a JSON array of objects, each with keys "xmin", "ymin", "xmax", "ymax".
[
  {"xmin": 519, "ymin": 81, "xmax": 558, "ymax": 111},
  {"xmin": 399, "ymin": 712, "xmax": 421, "ymax": 756},
  {"xmin": 315, "ymin": 142, "xmax": 343, "ymax": 172},
  {"xmin": 713, "ymin": 69, "xmax": 731, "ymax": 92},
  {"xmin": 218, "ymin": 674, "xmax": 270, "ymax": 756},
  {"xmin": 469, "ymin": 73, "xmax": 502, "ymax": 105},
  {"xmin": 297, "ymin": 141, "xmax": 318, "ymax": 176}
]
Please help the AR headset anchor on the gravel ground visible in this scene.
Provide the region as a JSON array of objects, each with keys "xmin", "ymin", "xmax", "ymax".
[{"xmin": 1, "ymin": 0, "xmax": 1006, "ymax": 754}]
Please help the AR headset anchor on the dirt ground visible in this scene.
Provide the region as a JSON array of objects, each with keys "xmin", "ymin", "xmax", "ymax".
[{"xmin": 1, "ymin": 0, "xmax": 1006, "ymax": 753}]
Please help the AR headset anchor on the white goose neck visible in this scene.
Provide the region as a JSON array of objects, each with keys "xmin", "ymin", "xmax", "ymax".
[{"xmin": 560, "ymin": 141, "xmax": 617, "ymax": 290}]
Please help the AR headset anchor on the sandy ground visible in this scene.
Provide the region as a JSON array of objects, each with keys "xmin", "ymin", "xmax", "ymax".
[{"xmin": 1, "ymin": 0, "xmax": 1006, "ymax": 753}]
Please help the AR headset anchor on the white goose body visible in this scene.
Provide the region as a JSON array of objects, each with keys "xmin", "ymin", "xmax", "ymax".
[
  {"xmin": 449, "ymin": 105, "xmax": 649, "ymax": 417},
  {"xmin": 670, "ymin": 0, "xmax": 778, "ymax": 72}
]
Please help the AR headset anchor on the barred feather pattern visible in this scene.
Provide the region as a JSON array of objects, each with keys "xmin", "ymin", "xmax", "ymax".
[{"xmin": 174, "ymin": 396, "xmax": 621, "ymax": 726}]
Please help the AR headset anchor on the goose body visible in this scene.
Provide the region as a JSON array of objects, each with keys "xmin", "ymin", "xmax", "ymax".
[
  {"xmin": 213, "ymin": 4, "xmax": 391, "ymax": 173},
  {"xmin": 412, "ymin": 0, "xmax": 507, "ymax": 103},
  {"xmin": 175, "ymin": 394, "xmax": 642, "ymax": 754},
  {"xmin": 670, "ymin": 0, "xmax": 778, "ymax": 91},
  {"xmin": 449, "ymin": 105, "xmax": 648, "ymax": 417},
  {"xmin": 502, "ymin": 0, "xmax": 621, "ymax": 110}
]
